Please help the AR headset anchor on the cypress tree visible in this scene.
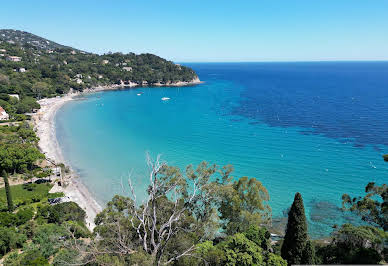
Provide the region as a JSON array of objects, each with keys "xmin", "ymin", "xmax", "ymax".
[
  {"xmin": 2, "ymin": 169, "xmax": 13, "ymax": 212},
  {"xmin": 302, "ymin": 240, "xmax": 316, "ymax": 264},
  {"xmin": 281, "ymin": 192, "xmax": 308, "ymax": 265}
]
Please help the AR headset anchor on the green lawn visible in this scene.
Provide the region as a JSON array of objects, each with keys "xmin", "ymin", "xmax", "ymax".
[{"xmin": 0, "ymin": 183, "xmax": 55, "ymax": 208}]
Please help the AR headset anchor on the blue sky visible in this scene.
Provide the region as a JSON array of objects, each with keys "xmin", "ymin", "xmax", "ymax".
[{"xmin": 1, "ymin": 0, "xmax": 388, "ymax": 62}]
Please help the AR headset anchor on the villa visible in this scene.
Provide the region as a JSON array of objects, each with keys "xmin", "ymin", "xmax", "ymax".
[
  {"xmin": 0, "ymin": 106, "xmax": 9, "ymax": 120},
  {"xmin": 123, "ymin": 66, "xmax": 132, "ymax": 71},
  {"xmin": 8, "ymin": 94, "xmax": 20, "ymax": 100},
  {"xmin": 6, "ymin": 55, "xmax": 22, "ymax": 62}
]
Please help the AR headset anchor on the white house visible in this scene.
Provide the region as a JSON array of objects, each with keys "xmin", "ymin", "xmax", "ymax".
[
  {"xmin": 18, "ymin": 68, "xmax": 26, "ymax": 73},
  {"xmin": 101, "ymin": 59, "xmax": 109, "ymax": 65},
  {"xmin": 6, "ymin": 56, "xmax": 22, "ymax": 62},
  {"xmin": 123, "ymin": 66, "xmax": 132, "ymax": 72},
  {"xmin": 0, "ymin": 106, "xmax": 9, "ymax": 120},
  {"xmin": 8, "ymin": 94, "xmax": 19, "ymax": 100}
]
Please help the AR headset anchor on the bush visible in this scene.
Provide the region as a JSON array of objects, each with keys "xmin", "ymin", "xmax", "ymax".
[
  {"xmin": 0, "ymin": 227, "xmax": 25, "ymax": 256},
  {"xmin": 19, "ymin": 250, "xmax": 49, "ymax": 266},
  {"xmin": 32, "ymin": 224, "xmax": 67, "ymax": 259},
  {"xmin": 48, "ymin": 202, "xmax": 86, "ymax": 224},
  {"xmin": 16, "ymin": 207, "xmax": 34, "ymax": 225}
]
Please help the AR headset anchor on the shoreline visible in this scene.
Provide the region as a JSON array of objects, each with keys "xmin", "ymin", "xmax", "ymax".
[
  {"xmin": 31, "ymin": 79, "xmax": 201, "ymax": 231},
  {"xmin": 32, "ymin": 91, "xmax": 103, "ymax": 231}
]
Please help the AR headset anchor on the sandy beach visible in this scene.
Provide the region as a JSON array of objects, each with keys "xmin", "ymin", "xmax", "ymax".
[
  {"xmin": 32, "ymin": 91, "xmax": 103, "ymax": 231},
  {"xmin": 31, "ymin": 78, "xmax": 201, "ymax": 231}
]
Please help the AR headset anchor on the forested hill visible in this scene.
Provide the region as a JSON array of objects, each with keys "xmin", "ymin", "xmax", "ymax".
[
  {"xmin": 0, "ymin": 29, "xmax": 199, "ymax": 100},
  {"xmin": 0, "ymin": 29, "xmax": 76, "ymax": 51}
]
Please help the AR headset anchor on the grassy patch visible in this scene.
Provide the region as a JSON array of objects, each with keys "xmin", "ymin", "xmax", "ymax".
[{"xmin": 0, "ymin": 183, "xmax": 54, "ymax": 209}]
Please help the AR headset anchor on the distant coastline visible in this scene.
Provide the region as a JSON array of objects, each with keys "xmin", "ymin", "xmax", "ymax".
[{"xmin": 31, "ymin": 79, "xmax": 201, "ymax": 230}]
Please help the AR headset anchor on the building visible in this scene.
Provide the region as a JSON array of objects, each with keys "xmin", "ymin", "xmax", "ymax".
[
  {"xmin": 0, "ymin": 49, "xmax": 6, "ymax": 52},
  {"xmin": 101, "ymin": 59, "xmax": 109, "ymax": 65},
  {"xmin": 8, "ymin": 94, "xmax": 19, "ymax": 100},
  {"xmin": 6, "ymin": 56, "xmax": 22, "ymax": 62},
  {"xmin": 0, "ymin": 106, "xmax": 9, "ymax": 120},
  {"xmin": 18, "ymin": 68, "xmax": 26, "ymax": 73},
  {"xmin": 123, "ymin": 66, "xmax": 133, "ymax": 72}
]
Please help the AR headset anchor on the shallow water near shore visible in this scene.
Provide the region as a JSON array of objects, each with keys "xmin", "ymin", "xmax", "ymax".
[{"xmin": 56, "ymin": 62, "xmax": 388, "ymax": 238}]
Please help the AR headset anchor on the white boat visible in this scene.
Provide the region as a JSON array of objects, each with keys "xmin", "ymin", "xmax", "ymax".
[
  {"xmin": 161, "ymin": 97, "xmax": 170, "ymax": 101},
  {"xmin": 137, "ymin": 93, "xmax": 141, "ymax": 96}
]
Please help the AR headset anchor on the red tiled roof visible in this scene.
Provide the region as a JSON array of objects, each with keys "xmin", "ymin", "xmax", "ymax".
[{"xmin": 0, "ymin": 106, "xmax": 5, "ymax": 112}]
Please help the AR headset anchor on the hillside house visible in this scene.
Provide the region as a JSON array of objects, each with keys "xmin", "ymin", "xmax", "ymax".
[
  {"xmin": 18, "ymin": 68, "xmax": 26, "ymax": 72},
  {"xmin": 0, "ymin": 49, "xmax": 6, "ymax": 52},
  {"xmin": 6, "ymin": 56, "xmax": 22, "ymax": 62},
  {"xmin": 8, "ymin": 94, "xmax": 19, "ymax": 100},
  {"xmin": 0, "ymin": 106, "xmax": 9, "ymax": 120},
  {"xmin": 123, "ymin": 66, "xmax": 132, "ymax": 72},
  {"xmin": 101, "ymin": 59, "xmax": 109, "ymax": 65}
]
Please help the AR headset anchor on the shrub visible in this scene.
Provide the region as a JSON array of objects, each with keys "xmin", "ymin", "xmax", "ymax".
[{"xmin": 48, "ymin": 202, "xmax": 86, "ymax": 224}]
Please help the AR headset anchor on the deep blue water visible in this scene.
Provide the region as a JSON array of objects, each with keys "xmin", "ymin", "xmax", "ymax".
[{"xmin": 56, "ymin": 62, "xmax": 388, "ymax": 238}]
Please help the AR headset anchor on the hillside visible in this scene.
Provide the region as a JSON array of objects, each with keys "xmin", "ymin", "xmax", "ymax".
[
  {"xmin": 0, "ymin": 30, "xmax": 199, "ymax": 119},
  {"xmin": 0, "ymin": 29, "xmax": 77, "ymax": 51}
]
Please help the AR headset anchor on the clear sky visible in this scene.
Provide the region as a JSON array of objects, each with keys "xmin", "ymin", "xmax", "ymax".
[{"xmin": 1, "ymin": 0, "xmax": 388, "ymax": 62}]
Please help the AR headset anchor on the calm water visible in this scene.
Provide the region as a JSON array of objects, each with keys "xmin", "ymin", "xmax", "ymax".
[{"xmin": 56, "ymin": 62, "xmax": 388, "ymax": 238}]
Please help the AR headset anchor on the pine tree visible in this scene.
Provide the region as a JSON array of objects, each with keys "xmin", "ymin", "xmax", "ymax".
[
  {"xmin": 2, "ymin": 169, "xmax": 13, "ymax": 212},
  {"xmin": 281, "ymin": 192, "xmax": 309, "ymax": 265}
]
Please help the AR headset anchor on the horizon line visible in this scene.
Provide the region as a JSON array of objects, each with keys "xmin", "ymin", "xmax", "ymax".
[{"xmin": 177, "ymin": 59, "xmax": 388, "ymax": 64}]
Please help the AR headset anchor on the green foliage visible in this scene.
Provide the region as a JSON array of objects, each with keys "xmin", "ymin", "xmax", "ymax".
[
  {"xmin": 303, "ymin": 241, "xmax": 316, "ymax": 265},
  {"xmin": 218, "ymin": 176, "xmax": 271, "ymax": 235},
  {"xmin": 243, "ymin": 224, "xmax": 272, "ymax": 251},
  {"xmin": 281, "ymin": 192, "xmax": 313, "ymax": 265},
  {"xmin": 0, "ymin": 143, "xmax": 44, "ymax": 173},
  {"xmin": 31, "ymin": 224, "xmax": 68, "ymax": 259},
  {"xmin": 52, "ymin": 249, "xmax": 80, "ymax": 266},
  {"xmin": 197, "ymin": 232, "xmax": 286, "ymax": 266},
  {"xmin": 0, "ymin": 226, "xmax": 25, "ymax": 256},
  {"xmin": 16, "ymin": 206, "xmax": 34, "ymax": 225},
  {"xmin": 1, "ymin": 169, "xmax": 13, "ymax": 211},
  {"xmin": 220, "ymin": 233, "xmax": 264, "ymax": 266},
  {"xmin": 0, "ymin": 31, "xmax": 198, "ymax": 107},
  {"xmin": 342, "ymin": 156, "xmax": 388, "ymax": 231},
  {"xmin": 17, "ymin": 249, "xmax": 49, "ymax": 266},
  {"xmin": 342, "ymin": 182, "xmax": 388, "ymax": 231},
  {"xmin": 0, "ymin": 182, "xmax": 52, "ymax": 208},
  {"xmin": 47, "ymin": 202, "xmax": 86, "ymax": 224},
  {"xmin": 316, "ymin": 224, "xmax": 386, "ymax": 264}
]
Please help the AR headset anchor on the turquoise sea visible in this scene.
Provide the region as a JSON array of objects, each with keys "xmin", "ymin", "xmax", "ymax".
[{"xmin": 56, "ymin": 62, "xmax": 388, "ymax": 238}]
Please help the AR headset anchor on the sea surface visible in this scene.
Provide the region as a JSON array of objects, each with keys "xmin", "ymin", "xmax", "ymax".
[{"xmin": 56, "ymin": 62, "xmax": 388, "ymax": 238}]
